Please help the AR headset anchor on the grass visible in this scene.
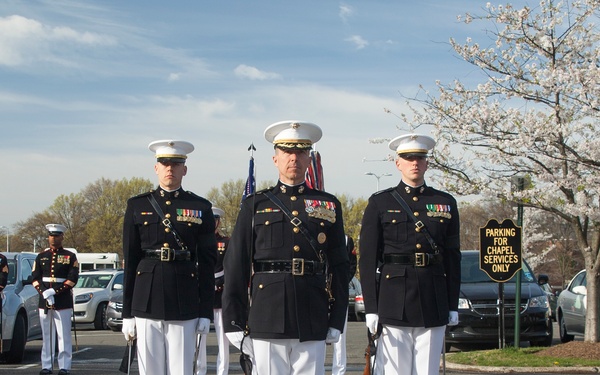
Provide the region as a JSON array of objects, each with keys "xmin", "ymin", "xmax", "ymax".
[{"xmin": 447, "ymin": 347, "xmax": 600, "ymax": 368}]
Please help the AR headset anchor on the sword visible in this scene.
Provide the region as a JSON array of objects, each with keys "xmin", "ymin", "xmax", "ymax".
[
  {"xmin": 442, "ymin": 335, "xmax": 446, "ymax": 375},
  {"xmin": 127, "ymin": 339, "xmax": 133, "ymax": 375},
  {"xmin": 47, "ymin": 302, "xmax": 55, "ymax": 372},
  {"xmin": 1, "ymin": 295, "xmax": 3, "ymax": 354},
  {"xmin": 72, "ymin": 309, "xmax": 78, "ymax": 352},
  {"xmin": 193, "ymin": 333, "xmax": 202, "ymax": 374}
]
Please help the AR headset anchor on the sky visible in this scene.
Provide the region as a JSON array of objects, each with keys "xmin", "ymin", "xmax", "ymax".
[{"xmin": 0, "ymin": 0, "xmax": 505, "ymax": 229}]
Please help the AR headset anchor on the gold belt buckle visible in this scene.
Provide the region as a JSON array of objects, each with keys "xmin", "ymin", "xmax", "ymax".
[
  {"xmin": 160, "ymin": 247, "xmax": 173, "ymax": 262},
  {"xmin": 292, "ymin": 258, "xmax": 305, "ymax": 276},
  {"xmin": 415, "ymin": 253, "xmax": 427, "ymax": 267}
]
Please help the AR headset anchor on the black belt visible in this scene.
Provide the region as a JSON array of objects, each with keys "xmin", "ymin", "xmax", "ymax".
[
  {"xmin": 143, "ymin": 248, "xmax": 190, "ymax": 262},
  {"xmin": 255, "ymin": 259, "xmax": 325, "ymax": 276},
  {"xmin": 384, "ymin": 253, "xmax": 442, "ymax": 267}
]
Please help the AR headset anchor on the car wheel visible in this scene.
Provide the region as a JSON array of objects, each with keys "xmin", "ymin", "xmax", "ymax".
[
  {"xmin": 93, "ymin": 302, "xmax": 109, "ymax": 330},
  {"xmin": 559, "ymin": 313, "xmax": 574, "ymax": 343},
  {"xmin": 5, "ymin": 313, "xmax": 27, "ymax": 364}
]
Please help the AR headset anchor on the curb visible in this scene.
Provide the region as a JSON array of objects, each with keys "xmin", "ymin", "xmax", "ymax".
[{"xmin": 444, "ymin": 361, "xmax": 600, "ymax": 374}]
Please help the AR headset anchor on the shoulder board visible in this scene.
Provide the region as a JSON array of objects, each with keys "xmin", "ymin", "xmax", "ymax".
[
  {"xmin": 373, "ymin": 187, "xmax": 395, "ymax": 196},
  {"xmin": 129, "ymin": 190, "xmax": 153, "ymax": 200},
  {"xmin": 254, "ymin": 186, "xmax": 274, "ymax": 195},
  {"xmin": 186, "ymin": 191, "xmax": 212, "ymax": 204}
]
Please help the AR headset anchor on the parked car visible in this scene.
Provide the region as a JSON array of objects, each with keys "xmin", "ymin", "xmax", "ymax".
[
  {"xmin": 445, "ymin": 250, "xmax": 552, "ymax": 350},
  {"xmin": 556, "ymin": 269, "xmax": 588, "ymax": 342},
  {"xmin": 537, "ymin": 274, "xmax": 557, "ymax": 321},
  {"xmin": 73, "ymin": 269, "xmax": 123, "ymax": 330},
  {"xmin": 106, "ymin": 288, "xmax": 123, "ymax": 332},
  {"xmin": 348, "ymin": 276, "xmax": 361, "ymax": 321},
  {"xmin": 1, "ymin": 252, "xmax": 42, "ymax": 363},
  {"xmin": 354, "ymin": 292, "xmax": 365, "ymax": 321}
]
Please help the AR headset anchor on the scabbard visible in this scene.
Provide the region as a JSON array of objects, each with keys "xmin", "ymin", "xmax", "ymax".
[{"xmin": 118, "ymin": 339, "xmax": 136, "ymax": 373}]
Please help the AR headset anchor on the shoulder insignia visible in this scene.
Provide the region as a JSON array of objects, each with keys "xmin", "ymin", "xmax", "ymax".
[{"xmin": 373, "ymin": 187, "xmax": 395, "ymax": 196}]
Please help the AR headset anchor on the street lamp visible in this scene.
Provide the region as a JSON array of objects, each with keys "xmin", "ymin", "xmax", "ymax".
[
  {"xmin": 0, "ymin": 226, "xmax": 9, "ymax": 252},
  {"xmin": 364, "ymin": 172, "xmax": 392, "ymax": 191}
]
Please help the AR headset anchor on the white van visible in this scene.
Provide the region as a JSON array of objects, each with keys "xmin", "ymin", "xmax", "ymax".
[{"xmin": 72, "ymin": 251, "xmax": 121, "ymax": 272}]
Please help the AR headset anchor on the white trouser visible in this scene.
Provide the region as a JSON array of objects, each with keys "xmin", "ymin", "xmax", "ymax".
[
  {"xmin": 375, "ymin": 325, "xmax": 445, "ymax": 375},
  {"xmin": 214, "ymin": 309, "xmax": 230, "ymax": 375},
  {"xmin": 135, "ymin": 317, "xmax": 197, "ymax": 375},
  {"xmin": 194, "ymin": 309, "xmax": 230, "ymax": 375},
  {"xmin": 253, "ymin": 338, "xmax": 326, "ymax": 375},
  {"xmin": 331, "ymin": 310, "xmax": 349, "ymax": 375},
  {"xmin": 39, "ymin": 308, "xmax": 73, "ymax": 370}
]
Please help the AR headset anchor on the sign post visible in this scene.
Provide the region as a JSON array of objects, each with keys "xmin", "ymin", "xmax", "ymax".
[{"xmin": 479, "ymin": 218, "xmax": 522, "ymax": 348}]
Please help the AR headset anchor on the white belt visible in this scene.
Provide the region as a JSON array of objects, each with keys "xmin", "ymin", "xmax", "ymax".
[
  {"xmin": 214, "ymin": 270, "xmax": 224, "ymax": 278},
  {"xmin": 42, "ymin": 277, "xmax": 66, "ymax": 283}
]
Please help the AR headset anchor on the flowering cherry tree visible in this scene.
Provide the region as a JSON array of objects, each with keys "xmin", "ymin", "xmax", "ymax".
[{"xmin": 400, "ymin": 0, "xmax": 600, "ymax": 342}]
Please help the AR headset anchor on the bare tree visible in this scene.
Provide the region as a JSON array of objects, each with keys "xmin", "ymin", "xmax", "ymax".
[{"xmin": 397, "ymin": 1, "xmax": 600, "ymax": 341}]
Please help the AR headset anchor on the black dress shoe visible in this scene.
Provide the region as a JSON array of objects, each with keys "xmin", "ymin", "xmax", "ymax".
[
  {"xmin": 57, "ymin": 370, "xmax": 70, "ymax": 375},
  {"xmin": 39, "ymin": 369, "xmax": 52, "ymax": 375}
]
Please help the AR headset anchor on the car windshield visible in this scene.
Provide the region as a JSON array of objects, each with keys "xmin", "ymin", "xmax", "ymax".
[
  {"xmin": 461, "ymin": 253, "xmax": 536, "ymax": 283},
  {"xmin": 75, "ymin": 274, "xmax": 113, "ymax": 288}
]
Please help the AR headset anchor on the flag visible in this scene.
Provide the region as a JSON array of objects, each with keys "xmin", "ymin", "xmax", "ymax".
[
  {"xmin": 306, "ymin": 150, "xmax": 324, "ymax": 191},
  {"xmin": 242, "ymin": 155, "xmax": 256, "ymax": 201}
]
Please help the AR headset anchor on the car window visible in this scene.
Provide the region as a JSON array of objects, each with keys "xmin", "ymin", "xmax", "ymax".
[
  {"xmin": 112, "ymin": 273, "xmax": 124, "ymax": 289},
  {"xmin": 76, "ymin": 274, "xmax": 114, "ymax": 288},
  {"xmin": 569, "ymin": 271, "xmax": 586, "ymax": 291},
  {"xmin": 20, "ymin": 257, "xmax": 33, "ymax": 282}
]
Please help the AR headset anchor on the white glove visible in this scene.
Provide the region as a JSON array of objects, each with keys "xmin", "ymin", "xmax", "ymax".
[
  {"xmin": 366, "ymin": 313, "xmax": 379, "ymax": 334},
  {"xmin": 226, "ymin": 331, "xmax": 254, "ymax": 358},
  {"xmin": 46, "ymin": 295, "xmax": 55, "ymax": 306},
  {"xmin": 325, "ymin": 327, "xmax": 341, "ymax": 344},
  {"xmin": 42, "ymin": 288, "xmax": 56, "ymax": 299},
  {"xmin": 122, "ymin": 318, "xmax": 136, "ymax": 341},
  {"xmin": 448, "ymin": 311, "xmax": 459, "ymax": 326},
  {"xmin": 196, "ymin": 318, "xmax": 210, "ymax": 335}
]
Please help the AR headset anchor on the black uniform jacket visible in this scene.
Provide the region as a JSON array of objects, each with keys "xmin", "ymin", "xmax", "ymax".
[
  {"xmin": 122, "ymin": 187, "xmax": 217, "ymax": 321},
  {"xmin": 214, "ymin": 233, "xmax": 229, "ymax": 309},
  {"xmin": 359, "ymin": 181, "xmax": 461, "ymax": 328},
  {"xmin": 222, "ymin": 181, "xmax": 349, "ymax": 342},
  {"xmin": 32, "ymin": 248, "xmax": 79, "ymax": 310},
  {"xmin": 0, "ymin": 254, "xmax": 7, "ymax": 290}
]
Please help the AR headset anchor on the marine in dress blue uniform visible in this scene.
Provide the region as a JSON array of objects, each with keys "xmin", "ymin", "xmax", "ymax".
[
  {"xmin": 223, "ymin": 121, "xmax": 349, "ymax": 375},
  {"xmin": 32, "ymin": 224, "xmax": 79, "ymax": 375},
  {"xmin": 121, "ymin": 140, "xmax": 217, "ymax": 375},
  {"xmin": 359, "ymin": 134, "xmax": 461, "ymax": 375}
]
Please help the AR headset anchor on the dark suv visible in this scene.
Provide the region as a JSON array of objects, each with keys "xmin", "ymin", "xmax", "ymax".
[{"xmin": 445, "ymin": 250, "xmax": 553, "ymax": 350}]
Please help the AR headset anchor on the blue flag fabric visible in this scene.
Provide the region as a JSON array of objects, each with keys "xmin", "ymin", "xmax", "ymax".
[{"xmin": 242, "ymin": 156, "xmax": 255, "ymax": 201}]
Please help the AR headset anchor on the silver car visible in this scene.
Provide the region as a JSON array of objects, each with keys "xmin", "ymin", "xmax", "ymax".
[
  {"xmin": 556, "ymin": 269, "xmax": 588, "ymax": 342},
  {"xmin": 1, "ymin": 252, "xmax": 42, "ymax": 363},
  {"xmin": 73, "ymin": 269, "xmax": 123, "ymax": 330}
]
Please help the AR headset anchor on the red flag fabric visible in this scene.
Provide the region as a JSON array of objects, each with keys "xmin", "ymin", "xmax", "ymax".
[{"xmin": 306, "ymin": 150, "xmax": 324, "ymax": 191}]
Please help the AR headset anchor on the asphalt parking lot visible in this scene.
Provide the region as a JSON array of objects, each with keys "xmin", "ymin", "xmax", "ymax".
[{"xmin": 0, "ymin": 320, "xmax": 580, "ymax": 375}]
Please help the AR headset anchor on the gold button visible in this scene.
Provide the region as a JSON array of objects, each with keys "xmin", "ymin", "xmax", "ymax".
[
  {"xmin": 440, "ymin": 219, "xmax": 444, "ymax": 223},
  {"xmin": 293, "ymin": 227, "xmax": 300, "ymax": 233},
  {"xmin": 293, "ymin": 245, "xmax": 300, "ymax": 252},
  {"xmin": 144, "ymin": 221, "xmax": 148, "ymax": 225},
  {"xmin": 165, "ymin": 228, "xmax": 171, "ymax": 233},
  {"xmin": 414, "ymin": 212, "xmax": 419, "ymax": 217},
  {"xmin": 416, "ymin": 227, "xmax": 421, "ymax": 233},
  {"xmin": 291, "ymin": 196, "xmax": 297, "ymax": 201},
  {"xmin": 188, "ymin": 223, "xmax": 192, "ymax": 226},
  {"xmin": 165, "ymin": 213, "xmax": 171, "ymax": 218},
  {"xmin": 265, "ymin": 221, "xmax": 270, "ymax": 226},
  {"xmin": 386, "ymin": 274, "xmax": 390, "ymax": 279},
  {"xmin": 137, "ymin": 271, "xmax": 141, "ymax": 275},
  {"xmin": 259, "ymin": 284, "xmax": 264, "ymax": 289},
  {"xmin": 416, "ymin": 244, "xmax": 422, "ymax": 249},
  {"xmin": 392, "ymin": 219, "xmax": 397, "ymax": 223},
  {"xmin": 320, "ymin": 222, "xmax": 325, "ymax": 227},
  {"xmin": 413, "ymin": 197, "xmax": 418, "ymax": 202},
  {"xmin": 292, "ymin": 210, "xmax": 299, "ymax": 216},
  {"xmin": 163, "ymin": 243, "xmax": 169, "ymax": 247},
  {"xmin": 166, "ymin": 200, "xmax": 171, "ymax": 205}
]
